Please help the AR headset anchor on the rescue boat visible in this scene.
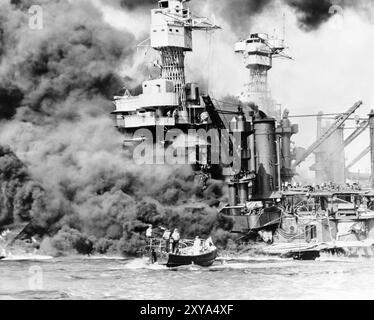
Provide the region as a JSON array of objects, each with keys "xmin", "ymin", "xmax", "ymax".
[{"xmin": 142, "ymin": 237, "xmax": 218, "ymax": 267}]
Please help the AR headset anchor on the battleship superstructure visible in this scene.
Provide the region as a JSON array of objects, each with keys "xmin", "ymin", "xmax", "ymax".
[
  {"xmin": 111, "ymin": 2, "xmax": 374, "ymax": 259},
  {"xmin": 112, "ymin": 0, "xmax": 219, "ymax": 146}
]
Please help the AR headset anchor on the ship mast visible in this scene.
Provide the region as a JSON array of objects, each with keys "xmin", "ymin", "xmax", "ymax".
[
  {"xmin": 234, "ymin": 33, "xmax": 291, "ymax": 118},
  {"xmin": 151, "ymin": 0, "xmax": 220, "ymax": 107}
]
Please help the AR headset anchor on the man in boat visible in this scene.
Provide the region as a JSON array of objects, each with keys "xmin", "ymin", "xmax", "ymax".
[
  {"xmin": 146, "ymin": 224, "xmax": 153, "ymax": 238},
  {"xmin": 368, "ymin": 197, "xmax": 374, "ymax": 210},
  {"xmin": 171, "ymin": 228, "xmax": 180, "ymax": 254},
  {"xmin": 193, "ymin": 236, "xmax": 201, "ymax": 255},
  {"xmin": 146, "ymin": 224, "xmax": 153, "ymax": 251},
  {"xmin": 162, "ymin": 228, "xmax": 171, "ymax": 253}
]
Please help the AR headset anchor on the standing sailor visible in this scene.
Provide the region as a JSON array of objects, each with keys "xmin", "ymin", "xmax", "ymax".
[
  {"xmin": 146, "ymin": 224, "xmax": 155, "ymax": 263},
  {"xmin": 193, "ymin": 236, "xmax": 201, "ymax": 255},
  {"xmin": 146, "ymin": 224, "xmax": 153, "ymax": 251},
  {"xmin": 162, "ymin": 229, "xmax": 171, "ymax": 253},
  {"xmin": 146, "ymin": 224, "xmax": 153, "ymax": 238},
  {"xmin": 171, "ymin": 228, "xmax": 180, "ymax": 254}
]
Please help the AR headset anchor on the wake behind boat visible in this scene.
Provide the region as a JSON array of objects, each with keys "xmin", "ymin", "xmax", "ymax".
[{"xmin": 0, "ymin": 228, "xmax": 10, "ymax": 260}]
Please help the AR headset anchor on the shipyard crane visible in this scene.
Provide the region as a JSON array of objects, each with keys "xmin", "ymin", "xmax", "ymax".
[
  {"xmin": 346, "ymin": 146, "xmax": 370, "ymax": 171},
  {"xmin": 292, "ymin": 101, "xmax": 363, "ymax": 168},
  {"xmin": 343, "ymin": 120, "xmax": 369, "ymax": 147},
  {"xmin": 310, "ymin": 120, "xmax": 369, "ymax": 169}
]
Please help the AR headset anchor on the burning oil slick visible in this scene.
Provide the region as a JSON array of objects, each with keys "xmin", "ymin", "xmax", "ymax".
[{"xmin": 0, "ymin": 0, "xmax": 233, "ymax": 256}]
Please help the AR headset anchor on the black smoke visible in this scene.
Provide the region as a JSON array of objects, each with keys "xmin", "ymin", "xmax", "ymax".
[
  {"xmin": 288, "ymin": 0, "xmax": 374, "ymax": 31},
  {"xmin": 286, "ymin": 0, "xmax": 335, "ymax": 31},
  {"xmin": 0, "ymin": 0, "xmax": 233, "ymax": 256},
  {"xmin": 0, "ymin": 145, "xmax": 46, "ymax": 226},
  {"xmin": 111, "ymin": 0, "xmax": 373, "ymax": 33},
  {"xmin": 204, "ymin": 0, "xmax": 373, "ymax": 32},
  {"xmin": 119, "ymin": 0, "xmax": 156, "ymax": 10}
]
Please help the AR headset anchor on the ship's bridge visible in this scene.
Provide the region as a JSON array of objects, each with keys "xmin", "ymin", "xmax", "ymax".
[
  {"xmin": 151, "ymin": 0, "xmax": 192, "ymax": 51},
  {"xmin": 113, "ymin": 79, "xmax": 181, "ymax": 128},
  {"xmin": 113, "ymin": 79, "xmax": 179, "ymax": 113}
]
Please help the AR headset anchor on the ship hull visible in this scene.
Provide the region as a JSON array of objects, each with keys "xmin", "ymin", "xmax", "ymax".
[{"xmin": 166, "ymin": 249, "xmax": 218, "ymax": 267}]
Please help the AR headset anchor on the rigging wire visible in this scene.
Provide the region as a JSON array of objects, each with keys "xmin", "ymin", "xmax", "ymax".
[{"xmin": 206, "ymin": 30, "xmax": 213, "ymax": 94}]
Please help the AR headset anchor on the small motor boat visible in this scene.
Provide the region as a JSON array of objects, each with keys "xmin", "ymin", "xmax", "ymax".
[
  {"xmin": 166, "ymin": 248, "xmax": 217, "ymax": 267},
  {"xmin": 262, "ymin": 242, "xmax": 321, "ymax": 260},
  {"xmin": 142, "ymin": 237, "xmax": 218, "ymax": 267}
]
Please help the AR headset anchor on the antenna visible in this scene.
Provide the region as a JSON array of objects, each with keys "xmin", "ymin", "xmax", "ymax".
[{"xmin": 282, "ymin": 13, "xmax": 286, "ymax": 41}]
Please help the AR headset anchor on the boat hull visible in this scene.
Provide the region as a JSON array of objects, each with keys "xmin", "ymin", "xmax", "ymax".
[
  {"xmin": 282, "ymin": 250, "xmax": 320, "ymax": 260},
  {"xmin": 166, "ymin": 249, "xmax": 218, "ymax": 267}
]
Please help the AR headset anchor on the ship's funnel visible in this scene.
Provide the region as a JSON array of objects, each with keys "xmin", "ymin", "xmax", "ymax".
[
  {"xmin": 238, "ymin": 179, "xmax": 250, "ymax": 204},
  {"xmin": 253, "ymin": 118, "xmax": 278, "ymax": 199},
  {"xmin": 228, "ymin": 182, "xmax": 238, "ymax": 215}
]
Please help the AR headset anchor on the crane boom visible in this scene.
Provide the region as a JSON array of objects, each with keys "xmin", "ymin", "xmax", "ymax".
[
  {"xmin": 346, "ymin": 146, "xmax": 370, "ymax": 170},
  {"xmin": 343, "ymin": 120, "xmax": 369, "ymax": 148},
  {"xmin": 309, "ymin": 120, "xmax": 369, "ymax": 168},
  {"xmin": 292, "ymin": 101, "xmax": 363, "ymax": 168}
]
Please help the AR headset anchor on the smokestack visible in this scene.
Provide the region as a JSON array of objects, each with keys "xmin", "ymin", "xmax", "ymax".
[
  {"xmin": 228, "ymin": 182, "xmax": 238, "ymax": 215},
  {"xmin": 253, "ymin": 118, "xmax": 278, "ymax": 198},
  {"xmin": 331, "ymin": 124, "xmax": 346, "ymax": 185},
  {"xmin": 238, "ymin": 179, "xmax": 249, "ymax": 204},
  {"xmin": 276, "ymin": 110, "xmax": 298, "ymax": 183},
  {"xmin": 314, "ymin": 111, "xmax": 325, "ymax": 184},
  {"xmin": 369, "ymin": 110, "xmax": 374, "ymax": 189}
]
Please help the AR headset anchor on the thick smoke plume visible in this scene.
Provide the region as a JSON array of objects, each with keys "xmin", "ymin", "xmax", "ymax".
[
  {"xmin": 286, "ymin": 0, "xmax": 334, "ymax": 31},
  {"xmin": 0, "ymin": 145, "xmax": 45, "ymax": 226},
  {"xmin": 0, "ymin": 0, "xmax": 232, "ymax": 256},
  {"xmin": 118, "ymin": 0, "xmax": 373, "ymax": 33},
  {"xmin": 220, "ymin": 0, "xmax": 373, "ymax": 32},
  {"xmin": 119, "ymin": 0, "xmax": 155, "ymax": 11},
  {"xmin": 285, "ymin": 0, "xmax": 373, "ymax": 31}
]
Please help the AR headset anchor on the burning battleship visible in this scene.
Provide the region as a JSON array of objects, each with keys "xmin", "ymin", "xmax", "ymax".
[
  {"xmin": 113, "ymin": 0, "xmax": 374, "ymax": 260},
  {"xmin": 112, "ymin": 0, "xmax": 219, "ymax": 146}
]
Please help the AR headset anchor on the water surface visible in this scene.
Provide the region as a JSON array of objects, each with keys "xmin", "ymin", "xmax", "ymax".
[{"xmin": 1, "ymin": 254, "xmax": 373, "ymax": 299}]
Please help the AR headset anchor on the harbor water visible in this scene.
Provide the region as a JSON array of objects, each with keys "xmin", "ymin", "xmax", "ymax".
[{"xmin": 1, "ymin": 254, "xmax": 374, "ymax": 299}]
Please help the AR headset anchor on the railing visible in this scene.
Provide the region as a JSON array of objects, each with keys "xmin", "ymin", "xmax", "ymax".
[{"xmin": 140, "ymin": 238, "xmax": 214, "ymax": 256}]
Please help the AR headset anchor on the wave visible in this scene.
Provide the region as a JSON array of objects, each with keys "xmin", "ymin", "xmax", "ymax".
[
  {"xmin": 82, "ymin": 255, "xmax": 128, "ymax": 261},
  {"xmin": 217, "ymin": 255, "xmax": 290, "ymax": 262},
  {"xmin": 124, "ymin": 258, "xmax": 168, "ymax": 270},
  {"xmin": 2, "ymin": 254, "xmax": 54, "ymax": 261}
]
